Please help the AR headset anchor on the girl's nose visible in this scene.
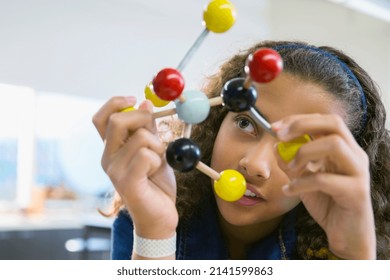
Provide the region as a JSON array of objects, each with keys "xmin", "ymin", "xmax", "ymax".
[{"xmin": 239, "ymin": 141, "xmax": 273, "ymax": 179}]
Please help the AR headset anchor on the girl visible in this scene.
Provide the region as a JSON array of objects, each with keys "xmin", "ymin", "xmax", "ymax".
[{"xmin": 92, "ymin": 40, "xmax": 390, "ymax": 259}]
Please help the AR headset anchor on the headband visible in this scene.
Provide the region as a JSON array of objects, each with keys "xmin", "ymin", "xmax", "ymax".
[{"xmin": 273, "ymin": 44, "xmax": 368, "ymax": 132}]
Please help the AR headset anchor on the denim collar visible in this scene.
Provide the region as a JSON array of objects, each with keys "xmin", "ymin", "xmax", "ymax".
[{"xmin": 176, "ymin": 197, "xmax": 297, "ymax": 260}]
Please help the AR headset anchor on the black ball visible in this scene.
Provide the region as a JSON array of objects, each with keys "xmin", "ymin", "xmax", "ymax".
[
  {"xmin": 221, "ymin": 77, "xmax": 257, "ymax": 112},
  {"xmin": 166, "ymin": 138, "xmax": 201, "ymax": 172}
]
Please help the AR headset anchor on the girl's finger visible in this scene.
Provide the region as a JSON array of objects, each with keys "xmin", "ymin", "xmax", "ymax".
[
  {"xmin": 271, "ymin": 114, "xmax": 319, "ymax": 137},
  {"xmin": 287, "ymin": 135, "xmax": 368, "ymax": 176},
  {"xmin": 105, "ymin": 147, "xmax": 163, "ymax": 200},
  {"xmin": 92, "ymin": 96, "xmax": 137, "ymax": 140},
  {"xmin": 126, "ymin": 147, "xmax": 164, "ymax": 189},
  {"xmin": 272, "ymin": 114, "xmax": 358, "ymax": 149},
  {"xmin": 104, "ymin": 108, "xmax": 155, "ymax": 156},
  {"xmin": 102, "ymin": 128, "xmax": 165, "ymax": 172},
  {"xmin": 283, "ymin": 173, "xmax": 370, "ymax": 205}
]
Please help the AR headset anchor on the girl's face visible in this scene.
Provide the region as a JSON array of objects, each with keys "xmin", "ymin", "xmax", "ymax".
[{"xmin": 211, "ymin": 73, "xmax": 345, "ymax": 226}]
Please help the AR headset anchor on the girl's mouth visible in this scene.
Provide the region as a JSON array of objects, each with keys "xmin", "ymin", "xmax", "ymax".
[{"xmin": 236, "ymin": 184, "xmax": 266, "ymax": 206}]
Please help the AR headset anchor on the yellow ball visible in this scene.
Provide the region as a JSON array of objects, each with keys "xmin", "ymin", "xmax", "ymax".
[
  {"xmin": 203, "ymin": 0, "xmax": 236, "ymax": 33},
  {"xmin": 144, "ymin": 83, "xmax": 170, "ymax": 108},
  {"xmin": 277, "ymin": 134, "xmax": 311, "ymax": 162},
  {"xmin": 120, "ymin": 106, "xmax": 135, "ymax": 113},
  {"xmin": 214, "ymin": 169, "xmax": 246, "ymax": 202}
]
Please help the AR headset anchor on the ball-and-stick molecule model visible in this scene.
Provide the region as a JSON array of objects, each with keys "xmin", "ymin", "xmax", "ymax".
[
  {"xmin": 160, "ymin": 47, "xmax": 288, "ymax": 202},
  {"xmin": 122, "ymin": 0, "xmax": 311, "ymax": 202}
]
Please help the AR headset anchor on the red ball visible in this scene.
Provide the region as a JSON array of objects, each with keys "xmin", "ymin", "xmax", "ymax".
[
  {"xmin": 152, "ymin": 68, "xmax": 185, "ymax": 101},
  {"xmin": 246, "ymin": 48, "xmax": 283, "ymax": 83}
]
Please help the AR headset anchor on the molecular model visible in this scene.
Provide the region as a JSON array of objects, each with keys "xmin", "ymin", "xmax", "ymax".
[{"xmin": 123, "ymin": 0, "xmax": 310, "ymax": 202}]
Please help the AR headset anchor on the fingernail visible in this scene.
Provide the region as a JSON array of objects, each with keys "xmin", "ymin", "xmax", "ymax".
[
  {"xmin": 277, "ymin": 127, "xmax": 289, "ymax": 140},
  {"xmin": 145, "ymin": 100, "xmax": 154, "ymax": 112},
  {"xmin": 139, "ymin": 100, "xmax": 154, "ymax": 113},
  {"xmin": 125, "ymin": 96, "xmax": 137, "ymax": 104},
  {"xmin": 271, "ymin": 121, "xmax": 283, "ymax": 131}
]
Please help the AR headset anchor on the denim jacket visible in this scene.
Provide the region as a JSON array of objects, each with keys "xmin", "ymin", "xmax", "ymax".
[{"xmin": 111, "ymin": 197, "xmax": 298, "ymax": 260}]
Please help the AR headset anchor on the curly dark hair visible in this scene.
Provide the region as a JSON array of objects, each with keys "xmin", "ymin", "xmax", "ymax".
[{"xmin": 175, "ymin": 40, "xmax": 390, "ymax": 259}]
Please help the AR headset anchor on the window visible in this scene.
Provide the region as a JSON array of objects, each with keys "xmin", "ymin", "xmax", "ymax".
[{"xmin": 0, "ymin": 83, "xmax": 112, "ymax": 212}]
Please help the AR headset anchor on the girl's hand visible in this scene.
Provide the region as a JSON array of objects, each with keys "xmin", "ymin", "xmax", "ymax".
[
  {"xmin": 272, "ymin": 114, "xmax": 376, "ymax": 259},
  {"xmin": 92, "ymin": 96, "xmax": 178, "ymax": 240}
]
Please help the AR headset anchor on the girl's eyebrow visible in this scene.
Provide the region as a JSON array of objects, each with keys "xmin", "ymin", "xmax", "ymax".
[{"xmin": 235, "ymin": 110, "xmax": 270, "ymax": 122}]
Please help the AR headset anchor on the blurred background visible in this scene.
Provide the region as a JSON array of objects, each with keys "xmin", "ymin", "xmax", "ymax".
[{"xmin": 0, "ymin": 0, "xmax": 389, "ymax": 260}]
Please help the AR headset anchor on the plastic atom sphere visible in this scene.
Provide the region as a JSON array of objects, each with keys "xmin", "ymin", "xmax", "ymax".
[
  {"xmin": 221, "ymin": 77, "xmax": 257, "ymax": 112},
  {"xmin": 166, "ymin": 138, "xmax": 201, "ymax": 172},
  {"xmin": 277, "ymin": 134, "xmax": 311, "ymax": 162},
  {"xmin": 144, "ymin": 83, "xmax": 170, "ymax": 107},
  {"xmin": 203, "ymin": 0, "xmax": 236, "ymax": 33},
  {"xmin": 152, "ymin": 68, "xmax": 185, "ymax": 101},
  {"xmin": 246, "ymin": 48, "xmax": 283, "ymax": 83},
  {"xmin": 175, "ymin": 90, "xmax": 210, "ymax": 124},
  {"xmin": 214, "ymin": 169, "xmax": 246, "ymax": 202}
]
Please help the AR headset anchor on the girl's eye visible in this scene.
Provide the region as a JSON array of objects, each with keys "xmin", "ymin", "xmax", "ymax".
[{"xmin": 235, "ymin": 116, "xmax": 256, "ymax": 135}]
